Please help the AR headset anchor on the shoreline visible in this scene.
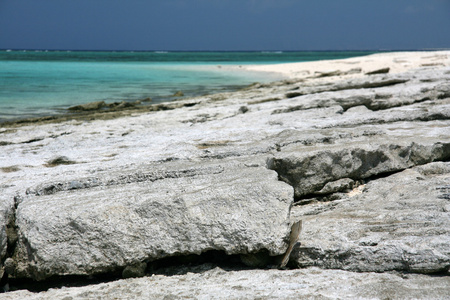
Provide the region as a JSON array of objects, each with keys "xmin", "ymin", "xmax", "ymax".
[
  {"xmin": 242, "ymin": 50, "xmax": 450, "ymax": 78},
  {"xmin": 2, "ymin": 50, "xmax": 449, "ymax": 128}
]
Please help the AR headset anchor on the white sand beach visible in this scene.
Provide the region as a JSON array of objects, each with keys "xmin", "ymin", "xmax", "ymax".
[{"xmin": 244, "ymin": 50, "xmax": 450, "ymax": 79}]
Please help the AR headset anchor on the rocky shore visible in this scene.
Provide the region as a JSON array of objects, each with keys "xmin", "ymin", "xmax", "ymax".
[{"xmin": 0, "ymin": 51, "xmax": 449, "ymax": 299}]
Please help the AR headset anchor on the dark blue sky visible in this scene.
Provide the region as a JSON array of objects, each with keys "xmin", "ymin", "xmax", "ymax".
[{"xmin": 1, "ymin": 0, "xmax": 449, "ymax": 51}]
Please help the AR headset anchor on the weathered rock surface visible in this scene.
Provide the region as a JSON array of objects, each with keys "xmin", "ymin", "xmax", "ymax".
[
  {"xmin": 68, "ymin": 101, "xmax": 107, "ymax": 111},
  {"xmin": 269, "ymin": 140, "xmax": 449, "ymax": 198},
  {"xmin": 366, "ymin": 67, "xmax": 390, "ymax": 75},
  {"xmin": 12, "ymin": 162, "xmax": 292, "ymax": 280},
  {"xmin": 1, "ymin": 267, "xmax": 449, "ymax": 299},
  {"xmin": 0, "ymin": 52, "xmax": 449, "ymax": 296},
  {"xmin": 290, "ymin": 162, "xmax": 450, "ymax": 274},
  {"xmin": 0, "ymin": 196, "xmax": 15, "ymax": 281}
]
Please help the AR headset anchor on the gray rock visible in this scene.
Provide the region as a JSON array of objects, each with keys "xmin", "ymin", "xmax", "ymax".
[
  {"xmin": 314, "ymin": 70, "xmax": 342, "ymax": 77},
  {"xmin": 343, "ymin": 67, "xmax": 362, "ymax": 74},
  {"xmin": 2, "ymin": 267, "xmax": 449, "ymax": 299},
  {"xmin": 284, "ymin": 76, "xmax": 408, "ymax": 99},
  {"xmin": 109, "ymin": 100, "xmax": 141, "ymax": 110},
  {"xmin": 13, "ymin": 163, "xmax": 293, "ymax": 280},
  {"xmin": 366, "ymin": 67, "xmax": 390, "ymax": 75},
  {"xmin": 3, "ymin": 258, "xmax": 15, "ymax": 275},
  {"xmin": 0, "ymin": 194, "xmax": 15, "ymax": 281},
  {"xmin": 68, "ymin": 101, "xmax": 106, "ymax": 111},
  {"xmin": 44, "ymin": 156, "xmax": 76, "ymax": 167},
  {"xmin": 238, "ymin": 106, "xmax": 249, "ymax": 114},
  {"xmin": 291, "ymin": 162, "xmax": 450, "ymax": 274},
  {"xmin": 314, "ymin": 178, "xmax": 355, "ymax": 195},
  {"xmin": 0, "ymin": 211, "xmax": 8, "ymax": 268},
  {"xmin": 277, "ymin": 77, "xmax": 450, "ymax": 114},
  {"xmin": 269, "ymin": 140, "xmax": 449, "ymax": 198}
]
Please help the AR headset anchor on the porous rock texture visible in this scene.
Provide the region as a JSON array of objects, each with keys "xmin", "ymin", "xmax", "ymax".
[
  {"xmin": 0, "ymin": 196, "xmax": 15, "ymax": 281},
  {"xmin": 269, "ymin": 138, "xmax": 449, "ymax": 198},
  {"xmin": 0, "ymin": 52, "xmax": 449, "ymax": 297},
  {"xmin": 13, "ymin": 161, "xmax": 292, "ymax": 280},
  {"xmin": 2, "ymin": 267, "xmax": 449, "ymax": 300},
  {"xmin": 290, "ymin": 162, "xmax": 450, "ymax": 274}
]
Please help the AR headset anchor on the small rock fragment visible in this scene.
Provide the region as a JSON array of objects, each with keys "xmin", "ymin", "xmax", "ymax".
[
  {"xmin": 45, "ymin": 156, "xmax": 76, "ymax": 167},
  {"xmin": 4, "ymin": 258, "xmax": 15, "ymax": 275},
  {"xmin": 365, "ymin": 67, "xmax": 390, "ymax": 75},
  {"xmin": 239, "ymin": 106, "xmax": 249, "ymax": 114},
  {"xmin": 315, "ymin": 178, "xmax": 355, "ymax": 195},
  {"xmin": 68, "ymin": 101, "xmax": 106, "ymax": 111},
  {"xmin": 314, "ymin": 70, "xmax": 341, "ymax": 77},
  {"xmin": 343, "ymin": 68, "xmax": 362, "ymax": 75}
]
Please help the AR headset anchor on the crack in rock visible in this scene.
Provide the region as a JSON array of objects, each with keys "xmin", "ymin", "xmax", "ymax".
[
  {"xmin": 289, "ymin": 162, "xmax": 450, "ymax": 274},
  {"xmin": 268, "ymin": 141, "xmax": 450, "ymax": 198},
  {"xmin": 26, "ymin": 165, "xmax": 225, "ymax": 196},
  {"xmin": 285, "ymin": 77, "xmax": 408, "ymax": 99},
  {"xmin": 12, "ymin": 164, "xmax": 293, "ymax": 281}
]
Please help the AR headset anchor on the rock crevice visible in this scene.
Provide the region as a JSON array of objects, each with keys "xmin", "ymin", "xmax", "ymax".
[
  {"xmin": 10, "ymin": 163, "xmax": 293, "ymax": 281},
  {"xmin": 268, "ymin": 141, "xmax": 450, "ymax": 199}
]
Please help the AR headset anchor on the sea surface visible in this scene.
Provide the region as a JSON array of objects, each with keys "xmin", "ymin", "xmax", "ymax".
[{"xmin": 0, "ymin": 51, "xmax": 377, "ymax": 121}]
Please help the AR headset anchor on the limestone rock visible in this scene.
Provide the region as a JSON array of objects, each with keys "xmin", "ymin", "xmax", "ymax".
[
  {"xmin": 68, "ymin": 101, "xmax": 106, "ymax": 111},
  {"xmin": 44, "ymin": 156, "xmax": 76, "ymax": 167},
  {"xmin": 108, "ymin": 100, "xmax": 141, "ymax": 110},
  {"xmin": 291, "ymin": 162, "xmax": 450, "ymax": 274},
  {"xmin": 366, "ymin": 67, "xmax": 390, "ymax": 75},
  {"xmin": 13, "ymin": 163, "xmax": 293, "ymax": 280},
  {"xmin": 283, "ymin": 76, "xmax": 408, "ymax": 100},
  {"xmin": 0, "ymin": 194, "xmax": 15, "ymax": 281},
  {"xmin": 269, "ymin": 141, "xmax": 450, "ymax": 198},
  {"xmin": 2, "ymin": 267, "xmax": 450, "ymax": 299},
  {"xmin": 314, "ymin": 178, "xmax": 355, "ymax": 195},
  {"xmin": 314, "ymin": 70, "xmax": 341, "ymax": 77},
  {"xmin": 343, "ymin": 67, "xmax": 362, "ymax": 75}
]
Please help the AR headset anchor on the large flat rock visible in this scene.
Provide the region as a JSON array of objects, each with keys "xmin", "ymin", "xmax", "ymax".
[
  {"xmin": 269, "ymin": 138, "xmax": 450, "ymax": 198},
  {"xmin": 291, "ymin": 162, "xmax": 450, "ymax": 273},
  {"xmin": 12, "ymin": 162, "xmax": 293, "ymax": 280}
]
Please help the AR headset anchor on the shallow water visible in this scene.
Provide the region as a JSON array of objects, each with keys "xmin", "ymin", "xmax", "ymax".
[{"xmin": 0, "ymin": 51, "xmax": 376, "ymax": 121}]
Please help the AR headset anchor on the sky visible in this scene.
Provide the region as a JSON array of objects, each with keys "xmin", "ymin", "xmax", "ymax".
[{"xmin": 0, "ymin": 0, "xmax": 449, "ymax": 51}]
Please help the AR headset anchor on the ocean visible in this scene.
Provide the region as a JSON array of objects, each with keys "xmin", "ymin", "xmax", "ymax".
[{"xmin": 0, "ymin": 50, "xmax": 376, "ymax": 122}]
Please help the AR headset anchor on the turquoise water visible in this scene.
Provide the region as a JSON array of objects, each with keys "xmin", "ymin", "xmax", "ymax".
[{"xmin": 0, "ymin": 51, "xmax": 376, "ymax": 121}]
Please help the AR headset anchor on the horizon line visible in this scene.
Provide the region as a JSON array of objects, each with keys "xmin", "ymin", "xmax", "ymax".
[{"xmin": 2, "ymin": 48, "xmax": 449, "ymax": 53}]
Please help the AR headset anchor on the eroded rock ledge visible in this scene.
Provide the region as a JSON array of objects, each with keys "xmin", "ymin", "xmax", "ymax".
[
  {"xmin": 13, "ymin": 162, "xmax": 292, "ymax": 281},
  {"xmin": 0, "ymin": 54, "xmax": 449, "ymax": 297}
]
